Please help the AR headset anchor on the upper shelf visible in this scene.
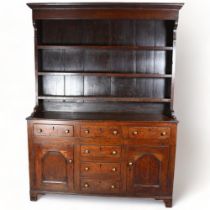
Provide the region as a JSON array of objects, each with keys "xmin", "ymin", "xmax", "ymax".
[
  {"xmin": 37, "ymin": 45, "xmax": 173, "ymax": 51},
  {"xmin": 38, "ymin": 71, "xmax": 172, "ymax": 78}
]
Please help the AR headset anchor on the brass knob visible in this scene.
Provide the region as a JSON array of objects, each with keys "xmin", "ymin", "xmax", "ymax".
[
  {"xmin": 128, "ymin": 162, "xmax": 133, "ymax": 166},
  {"xmin": 84, "ymin": 149, "xmax": 89, "ymax": 154},
  {"xmin": 69, "ymin": 159, "xmax": 73, "ymax": 163},
  {"xmin": 113, "ymin": 130, "xmax": 118, "ymax": 135},
  {"xmin": 65, "ymin": 129, "xmax": 70, "ymax": 134},
  {"xmin": 84, "ymin": 183, "xmax": 89, "ymax": 188},
  {"xmin": 84, "ymin": 130, "xmax": 89, "ymax": 134},
  {"xmin": 161, "ymin": 131, "xmax": 166, "ymax": 136},
  {"xmin": 111, "ymin": 185, "xmax": 115, "ymax": 189},
  {"xmin": 112, "ymin": 167, "xmax": 117, "ymax": 172},
  {"xmin": 133, "ymin": 131, "xmax": 138, "ymax": 135},
  {"xmin": 112, "ymin": 151, "xmax": 117, "ymax": 155},
  {"xmin": 85, "ymin": 167, "xmax": 89, "ymax": 171},
  {"xmin": 38, "ymin": 128, "xmax": 42, "ymax": 133}
]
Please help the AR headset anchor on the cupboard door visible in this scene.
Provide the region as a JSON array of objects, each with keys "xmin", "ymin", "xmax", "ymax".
[
  {"xmin": 34, "ymin": 144, "xmax": 74, "ymax": 192},
  {"xmin": 126, "ymin": 146, "xmax": 169, "ymax": 195}
]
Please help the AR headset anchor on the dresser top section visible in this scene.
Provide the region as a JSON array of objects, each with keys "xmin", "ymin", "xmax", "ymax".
[{"xmin": 27, "ymin": 2, "xmax": 184, "ymax": 20}]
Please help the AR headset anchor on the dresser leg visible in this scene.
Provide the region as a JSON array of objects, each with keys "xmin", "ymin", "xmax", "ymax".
[
  {"xmin": 163, "ymin": 199, "xmax": 172, "ymax": 208},
  {"xmin": 30, "ymin": 192, "xmax": 38, "ymax": 201}
]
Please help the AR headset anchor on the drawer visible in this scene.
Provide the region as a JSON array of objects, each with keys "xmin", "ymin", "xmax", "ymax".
[
  {"xmin": 57, "ymin": 125, "xmax": 74, "ymax": 137},
  {"xmin": 80, "ymin": 126, "xmax": 121, "ymax": 138},
  {"xmin": 34, "ymin": 124, "xmax": 56, "ymax": 136},
  {"xmin": 128, "ymin": 127, "xmax": 170, "ymax": 139},
  {"xmin": 80, "ymin": 178, "xmax": 120, "ymax": 194},
  {"xmin": 80, "ymin": 162, "xmax": 120, "ymax": 178},
  {"xmin": 34, "ymin": 124, "xmax": 74, "ymax": 137},
  {"xmin": 80, "ymin": 145, "xmax": 121, "ymax": 161}
]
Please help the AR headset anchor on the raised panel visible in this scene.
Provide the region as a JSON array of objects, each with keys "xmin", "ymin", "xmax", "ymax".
[
  {"xmin": 133, "ymin": 154, "xmax": 160, "ymax": 187},
  {"xmin": 42, "ymin": 151, "xmax": 67, "ymax": 183},
  {"xmin": 34, "ymin": 144, "xmax": 74, "ymax": 192},
  {"xmin": 126, "ymin": 146, "xmax": 169, "ymax": 195}
]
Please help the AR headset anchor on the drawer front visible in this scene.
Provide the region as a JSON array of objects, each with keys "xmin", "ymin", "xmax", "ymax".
[
  {"xmin": 128, "ymin": 127, "xmax": 170, "ymax": 139},
  {"xmin": 80, "ymin": 162, "xmax": 120, "ymax": 178},
  {"xmin": 80, "ymin": 126, "xmax": 121, "ymax": 138},
  {"xmin": 34, "ymin": 124, "xmax": 74, "ymax": 137},
  {"xmin": 57, "ymin": 125, "xmax": 74, "ymax": 137},
  {"xmin": 80, "ymin": 178, "xmax": 120, "ymax": 194},
  {"xmin": 80, "ymin": 145, "xmax": 121, "ymax": 161},
  {"xmin": 34, "ymin": 124, "xmax": 56, "ymax": 136}
]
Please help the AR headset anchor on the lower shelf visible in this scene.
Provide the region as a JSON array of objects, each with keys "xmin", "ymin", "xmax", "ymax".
[{"xmin": 38, "ymin": 96, "xmax": 172, "ymax": 103}]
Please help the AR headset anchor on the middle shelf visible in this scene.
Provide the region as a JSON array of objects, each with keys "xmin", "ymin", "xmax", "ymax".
[{"xmin": 37, "ymin": 45, "xmax": 173, "ymax": 51}]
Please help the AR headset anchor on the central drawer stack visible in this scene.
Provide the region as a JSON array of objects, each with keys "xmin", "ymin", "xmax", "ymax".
[{"xmin": 79, "ymin": 125, "xmax": 123, "ymax": 194}]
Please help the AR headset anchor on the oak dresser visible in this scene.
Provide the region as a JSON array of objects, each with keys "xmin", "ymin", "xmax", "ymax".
[{"xmin": 27, "ymin": 2, "xmax": 183, "ymax": 207}]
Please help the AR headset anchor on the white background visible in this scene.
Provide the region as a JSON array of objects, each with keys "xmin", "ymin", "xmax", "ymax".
[{"xmin": 0, "ymin": 0, "xmax": 210, "ymax": 209}]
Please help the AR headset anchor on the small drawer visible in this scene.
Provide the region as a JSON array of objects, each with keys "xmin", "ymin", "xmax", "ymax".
[
  {"xmin": 80, "ymin": 126, "xmax": 121, "ymax": 138},
  {"xmin": 80, "ymin": 162, "xmax": 120, "ymax": 178},
  {"xmin": 80, "ymin": 145, "xmax": 121, "ymax": 160},
  {"xmin": 57, "ymin": 125, "xmax": 74, "ymax": 137},
  {"xmin": 34, "ymin": 124, "xmax": 56, "ymax": 136},
  {"xmin": 128, "ymin": 127, "xmax": 170, "ymax": 139},
  {"xmin": 80, "ymin": 178, "xmax": 120, "ymax": 194}
]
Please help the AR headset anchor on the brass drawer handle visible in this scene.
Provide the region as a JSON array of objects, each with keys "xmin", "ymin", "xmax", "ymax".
[
  {"xmin": 84, "ymin": 130, "xmax": 89, "ymax": 134},
  {"xmin": 133, "ymin": 131, "xmax": 138, "ymax": 135},
  {"xmin": 84, "ymin": 183, "xmax": 89, "ymax": 188},
  {"xmin": 65, "ymin": 129, "xmax": 70, "ymax": 134},
  {"xmin": 38, "ymin": 128, "xmax": 42, "ymax": 133},
  {"xmin": 69, "ymin": 159, "xmax": 73, "ymax": 163},
  {"xmin": 111, "ymin": 185, "xmax": 116, "ymax": 189},
  {"xmin": 112, "ymin": 151, "xmax": 117, "ymax": 155},
  {"xmin": 112, "ymin": 130, "xmax": 118, "ymax": 135},
  {"xmin": 112, "ymin": 167, "xmax": 117, "ymax": 172},
  {"xmin": 128, "ymin": 162, "xmax": 133, "ymax": 166},
  {"xmin": 84, "ymin": 167, "xmax": 89, "ymax": 171},
  {"xmin": 84, "ymin": 149, "xmax": 90, "ymax": 154},
  {"xmin": 161, "ymin": 131, "xmax": 167, "ymax": 136}
]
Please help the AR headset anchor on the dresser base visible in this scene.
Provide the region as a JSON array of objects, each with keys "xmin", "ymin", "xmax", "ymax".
[{"xmin": 27, "ymin": 116, "xmax": 177, "ymax": 208}]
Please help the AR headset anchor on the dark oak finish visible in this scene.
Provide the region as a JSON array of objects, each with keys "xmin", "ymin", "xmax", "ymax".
[{"xmin": 27, "ymin": 2, "xmax": 183, "ymax": 207}]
